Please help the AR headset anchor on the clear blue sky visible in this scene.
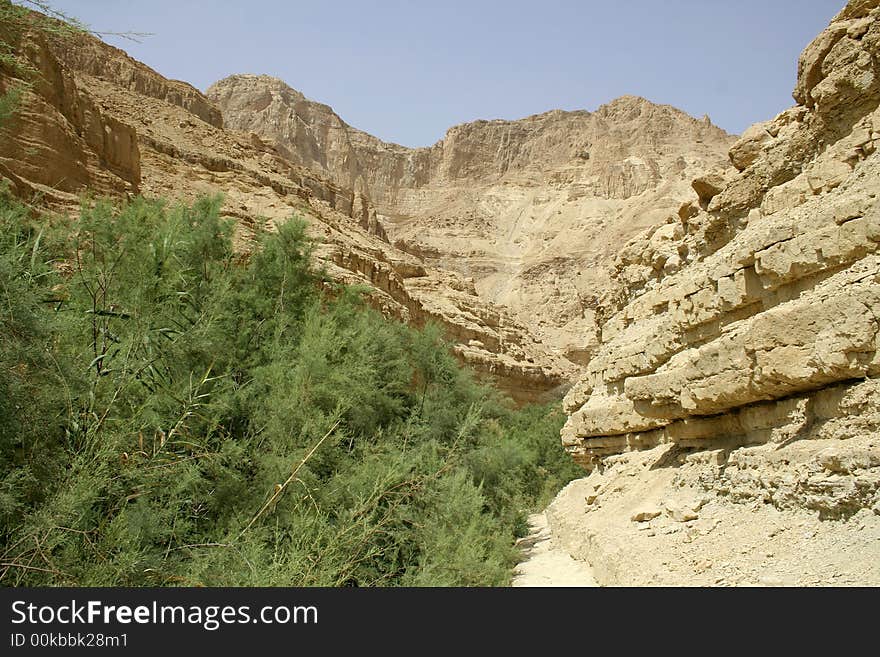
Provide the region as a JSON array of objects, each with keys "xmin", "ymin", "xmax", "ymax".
[{"xmin": 44, "ymin": 0, "xmax": 843, "ymax": 146}]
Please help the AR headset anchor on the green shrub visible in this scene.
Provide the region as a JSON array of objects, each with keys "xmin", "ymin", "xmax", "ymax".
[{"xmin": 0, "ymin": 192, "xmax": 581, "ymax": 586}]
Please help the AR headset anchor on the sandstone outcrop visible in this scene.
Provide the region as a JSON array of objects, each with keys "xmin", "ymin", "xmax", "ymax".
[
  {"xmin": 0, "ymin": 12, "xmax": 573, "ymax": 402},
  {"xmin": 208, "ymin": 76, "xmax": 734, "ymax": 366},
  {"xmin": 0, "ymin": 23, "xmax": 140, "ymax": 199}
]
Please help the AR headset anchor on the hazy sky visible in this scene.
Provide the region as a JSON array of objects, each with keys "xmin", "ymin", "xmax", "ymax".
[{"xmin": 45, "ymin": 0, "xmax": 843, "ymax": 147}]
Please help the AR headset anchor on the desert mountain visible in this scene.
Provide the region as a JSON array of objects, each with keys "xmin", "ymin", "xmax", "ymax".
[
  {"xmin": 214, "ymin": 0, "xmax": 880, "ymax": 584},
  {"xmin": 208, "ymin": 77, "xmax": 734, "ymax": 364},
  {"xmin": 0, "ymin": 18, "xmax": 580, "ymax": 403}
]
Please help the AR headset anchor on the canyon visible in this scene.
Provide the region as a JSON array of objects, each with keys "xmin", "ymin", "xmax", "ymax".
[
  {"xmin": 2, "ymin": 0, "xmax": 880, "ymax": 585},
  {"xmin": 208, "ymin": 76, "xmax": 734, "ymax": 367}
]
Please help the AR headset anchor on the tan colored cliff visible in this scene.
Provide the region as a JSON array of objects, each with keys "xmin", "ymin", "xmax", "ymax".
[
  {"xmin": 0, "ymin": 11, "xmax": 574, "ymax": 402},
  {"xmin": 531, "ymin": 2, "xmax": 880, "ymax": 582},
  {"xmin": 510, "ymin": 1, "xmax": 880, "ymax": 586},
  {"xmin": 208, "ymin": 76, "xmax": 735, "ymax": 366},
  {"xmin": 560, "ymin": 0, "xmax": 880, "ymax": 468}
]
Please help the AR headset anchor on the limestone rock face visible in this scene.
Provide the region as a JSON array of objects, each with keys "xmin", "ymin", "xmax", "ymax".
[
  {"xmin": 523, "ymin": 1, "xmax": 880, "ymax": 584},
  {"xmin": 52, "ymin": 33, "xmax": 223, "ymax": 129},
  {"xmin": 560, "ymin": 0, "xmax": 880, "ymax": 485},
  {"xmin": 0, "ymin": 28, "xmax": 141, "ymax": 199},
  {"xmin": 208, "ymin": 77, "xmax": 734, "ymax": 367},
  {"xmin": 0, "ymin": 17, "xmax": 573, "ymax": 403}
]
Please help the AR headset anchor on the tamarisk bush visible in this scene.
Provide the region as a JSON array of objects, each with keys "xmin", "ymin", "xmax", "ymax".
[{"xmin": 0, "ymin": 192, "xmax": 581, "ymax": 586}]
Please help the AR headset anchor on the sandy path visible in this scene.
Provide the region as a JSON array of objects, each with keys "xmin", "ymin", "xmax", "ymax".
[{"xmin": 512, "ymin": 512, "xmax": 597, "ymax": 587}]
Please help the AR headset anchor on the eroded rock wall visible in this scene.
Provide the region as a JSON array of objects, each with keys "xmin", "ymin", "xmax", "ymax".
[
  {"xmin": 561, "ymin": 0, "xmax": 880, "ymax": 506},
  {"xmin": 0, "ymin": 25, "xmax": 140, "ymax": 199}
]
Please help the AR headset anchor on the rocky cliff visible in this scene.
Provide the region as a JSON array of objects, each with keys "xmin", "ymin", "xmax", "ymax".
[
  {"xmin": 532, "ymin": 0, "xmax": 880, "ymax": 585},
  {"xmin": 561, "ymin": 0, "xmax": 880, "ymax": 468},
  {"xmin": 0, "ymin": 10, "xmax": 574, "ymax": 402},
  {"xmin": 208, "ymin": 77, "xmax": 734, "ymax": 365}
]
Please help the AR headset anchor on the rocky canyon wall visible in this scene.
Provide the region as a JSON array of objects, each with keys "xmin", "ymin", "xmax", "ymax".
[
  {"xmin": 544, "ymin": 2, "xmax": 880, "ymax": 562},
  {"xmin": 208, "ymin": 77, "xmax": 735, "ymax": 367},
  {"xmin": 0, "ymin": 11, "xmax": 573, "ymax": 403},
  {"xmin": 561, "ymin": 0, "xmax": 880, "ymax": 469}
]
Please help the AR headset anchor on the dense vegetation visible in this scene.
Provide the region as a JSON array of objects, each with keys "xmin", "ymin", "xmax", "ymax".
[{"xmin": 0, "ymin": 191, "xmax": 581, "ymax": 586}]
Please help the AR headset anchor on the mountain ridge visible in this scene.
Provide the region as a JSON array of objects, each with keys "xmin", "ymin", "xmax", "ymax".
[
  {"xmin": 210, "ymin": 72, "xmax": 726, "ymax": 151},
  {"xmin": 209, "ymin": 74, "xmax": 735, "ymax": 366}
]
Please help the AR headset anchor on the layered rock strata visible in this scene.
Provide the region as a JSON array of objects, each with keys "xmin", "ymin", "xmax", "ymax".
[{"xmin": 560, "ymin": 0, "xmax": 880, "ymax": 494}]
